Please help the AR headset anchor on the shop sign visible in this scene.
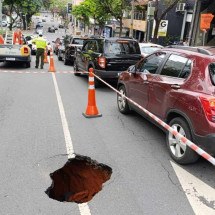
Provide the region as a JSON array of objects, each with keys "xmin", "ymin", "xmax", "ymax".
[{"xmin": 200, "ymin": 13, "xmax": 214, "ymax": 30}]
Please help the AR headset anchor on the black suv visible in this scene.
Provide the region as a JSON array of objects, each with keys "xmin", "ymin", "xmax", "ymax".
[
  {"xmin": 74, "ymin": 37, "xmax": 142, "ymax": 86},
  {"xmin": 63, "ymin": 36, "xmax": 88, "ymax": 65}
]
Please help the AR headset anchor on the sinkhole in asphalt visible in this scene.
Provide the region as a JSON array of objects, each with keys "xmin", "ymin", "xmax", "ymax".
[{"xmin": 45, "ymin": 154, "xmax": 112, "ymax": 203}]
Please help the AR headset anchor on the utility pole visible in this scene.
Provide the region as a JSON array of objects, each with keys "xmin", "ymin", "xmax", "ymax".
[
  {"xmin": 129, "ymin": 0, "xmax": 134, "ymax": 38},
  {"xmin": 0, "ymin": 0, "xmax": 3, "ymax": 33}
]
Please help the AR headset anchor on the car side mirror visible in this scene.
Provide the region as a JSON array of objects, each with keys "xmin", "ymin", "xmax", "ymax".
[{"xmin": 128, "ymin": 65, "xmax": 136, "ymax": 73}]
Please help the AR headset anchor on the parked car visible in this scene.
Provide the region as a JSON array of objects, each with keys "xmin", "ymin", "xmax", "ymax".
[
  {"xmin": 57, "ymin": 42, "xmax": 65, "ymax": 61},
  {"xmin": 36, "ymin": 21, "xmax": 43, "ymax": 28},
  {"xmin": 139, "ymin": 42, "xmax": 163, "ymax": 57},
  {"xmin": 36, "ymin": 27, "xmax": 43, "ymax": 35},
  {"xmin": 74, "ymin": 37, "xmax": 142, "ymax": 86},
  {"xmin": 48, "ymin": 26, "xmax": 55, "ymax": 33},
  {"xmin": 117, "ymin": 48, "xmax": 215, "ymax": 164},
  {"xmin": 1, "ymin": 20, "xmax": 7, "ymax": 27},
  {"xmin": 52, "ymin": 38, "xmax": 63, "ymax": 55},
  {"xmin": 63, "ymin": 36, "xmax": 88, "ymax": 65},
  {"xmin": 59, "ymin": 23, "xmax": 64, "ymax": 28}
]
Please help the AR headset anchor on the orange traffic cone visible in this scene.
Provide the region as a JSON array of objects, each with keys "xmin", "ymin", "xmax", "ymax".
[
  {"xmin": 44, "ymin": 50, "xmax": 48, "ymax": 63},
  {"xmin": 83, "ymin": 68, "xmax": 102, "ymax": 118},
  {"xmin": 48, "ymin": 48, "xmax": 56, "ymax": 72}
]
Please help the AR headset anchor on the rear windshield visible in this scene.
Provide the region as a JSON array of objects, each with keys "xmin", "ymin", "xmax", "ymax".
[
  {"xmin": 209, "ymin": 63, "xmax": 215, "ymax": 85},
  {"xmin": 140, "ymin": 47, "xmax": 161, "ymax": 54},
  {"xmin": 73, "ymin": 39, "xmax": 84, "ymax": 45},
  {"xmin": 104, "ymin": 40, "xmax": 140, "ymax": 54}
]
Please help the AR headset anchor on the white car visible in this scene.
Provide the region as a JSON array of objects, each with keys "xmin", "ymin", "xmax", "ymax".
[
  {"xmin": 36, "ymin": 27, "xmax": 43, "ymax": 35},
  {"xmin": 1, "ymin": 21, "xmax": 7, "ymax": 27},
  {"xmin": 139, "ymin": 43, "xmax": 163, "ymax": 57}
]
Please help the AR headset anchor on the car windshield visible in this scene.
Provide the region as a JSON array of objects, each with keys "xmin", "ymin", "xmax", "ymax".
[
  {"xmin": 73, "ymin": 39, "xmax": 84, "ymax": 45},
  {"xmin": 105, "ymin": 40, "xmax": 140, "ymax": 54},
  {"xmin": 140, "ymin": 47, "xmax": 161, "ymax": 54},
  {"xmin": 209, "ymin": 63, "xmax": 215, "ymax": 86}
]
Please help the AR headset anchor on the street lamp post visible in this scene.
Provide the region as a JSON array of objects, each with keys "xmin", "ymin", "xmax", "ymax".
[
  {"xmin": 0, "ymin": 0, "xmax": 4, "ymax": 33},
  {"xmin": 129, "ymin": 0, "xmax": 134, "ymax": 38}
]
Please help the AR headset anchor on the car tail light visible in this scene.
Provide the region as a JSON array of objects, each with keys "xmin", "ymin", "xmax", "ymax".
[
  {"xmin": 200, "ymin": 97, "xmax": 215, "ymax": 122},
  {"xmin": 98, "ymin": 57, "xmax": 106, "ymax": 69},
  {"xmin": 24, "ymin": 47, "xmax": 28, "ymax": 54}
]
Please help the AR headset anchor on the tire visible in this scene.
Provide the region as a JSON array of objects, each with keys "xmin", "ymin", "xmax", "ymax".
[
  {"xmin": 117, "ymin": 85, "xmax": 130, "ymax": 114},
  {"xmin": 58, "ymin": 52, "xmax": 62, "ymax": 61},
  {"xmin": 73, "ymin": 60, "xmax": 80, "ymax": 76},
  {"xmin": 64, "ymin": 54, "xmax": 69, "ymax": 65},
  {"xmin": 25, "ymin": 62, "xmax": 31, "ymax": 68},
  {"xmin": 166, "ymin": 117, "xmax": 200, "ymax": 164}
]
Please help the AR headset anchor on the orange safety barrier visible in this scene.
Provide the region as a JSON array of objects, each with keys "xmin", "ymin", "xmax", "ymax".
[
  {"xmin": 48, "ymin": 48, "xmax": 56, "ymax": 72},
  {"xmin": 0, "ymin": 35, "xmax": 4, "ymax": 44},
  {"xmin": 83, "ymin": 68, "xmax": 102, "ymax": 118},
  {"xmin": 44, "ymin": 50, "xmax": 48, "ymax": 63}
]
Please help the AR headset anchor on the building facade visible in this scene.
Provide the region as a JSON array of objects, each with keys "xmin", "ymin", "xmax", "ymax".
[{"xmin": 189, "ymin": 0, "xmax": 215, "ymax": 46}]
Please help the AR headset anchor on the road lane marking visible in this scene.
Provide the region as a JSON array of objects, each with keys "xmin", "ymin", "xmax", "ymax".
[
  {"xmin": 171, "ymin": 161, "xmax": 215, "ymax": 215},
  {"xmin": 51, "ymin": 72, "xmax": 92, "ymax": 215}
]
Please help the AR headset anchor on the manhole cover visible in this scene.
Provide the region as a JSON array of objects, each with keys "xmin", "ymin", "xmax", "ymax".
[{"xmin": 46, "ymin": 155, "xmax": 112, "ymax": 203}]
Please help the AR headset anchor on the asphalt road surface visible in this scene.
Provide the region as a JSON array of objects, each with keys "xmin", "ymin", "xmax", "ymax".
[{"xmin": 0, "ymin": 13, "xmax": 214, "ymax": 215}]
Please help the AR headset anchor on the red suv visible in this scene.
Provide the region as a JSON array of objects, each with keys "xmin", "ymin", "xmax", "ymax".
[{"xmin": 117, "ymin": 48, "xmax": 215, "ymax": 164}]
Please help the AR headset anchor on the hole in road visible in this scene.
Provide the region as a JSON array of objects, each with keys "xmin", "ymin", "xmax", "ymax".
[{"xmin": 45, "ymin": 154, "xmax": 112, "ymax": 203}]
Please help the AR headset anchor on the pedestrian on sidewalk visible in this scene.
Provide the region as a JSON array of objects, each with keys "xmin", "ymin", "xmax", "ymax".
[{"xmin": 32, "ymin": 33, "xmax": 47, "ymax": 69}]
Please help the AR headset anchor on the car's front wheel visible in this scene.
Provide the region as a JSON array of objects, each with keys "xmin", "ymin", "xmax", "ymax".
[
  {"xmin": 117, "ymin": 85, "xmax": 130, "ymax": 114},
  {"xmin": 73, "ymin": 60, "xmax": 80, "ymax": 76},
  {"xmin": 167, "ymin": 117, "xmax": 199, "ymax": 164}
]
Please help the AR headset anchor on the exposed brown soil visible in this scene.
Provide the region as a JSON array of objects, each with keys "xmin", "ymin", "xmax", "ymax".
[{"xmin": 46, "ymin": 155, "xmax": 112, "ymax": 203}]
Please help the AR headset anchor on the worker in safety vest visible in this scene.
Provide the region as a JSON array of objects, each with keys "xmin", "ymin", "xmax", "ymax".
[{"xmin": 32, "ymin": 33, "xmax": 47, "ymax": 69}]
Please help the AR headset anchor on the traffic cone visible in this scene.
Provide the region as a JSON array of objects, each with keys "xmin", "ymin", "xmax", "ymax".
[
  {"xmin": 44, "ymin": 50, "xmax": 48, "ymax": 63},
  {"xmin": 48, "ymin": 48, "xmax": 56, "ymax": 72},
  {"xmin": 83, "ymin": 68, "xmax": 102, "ymax": 118}
]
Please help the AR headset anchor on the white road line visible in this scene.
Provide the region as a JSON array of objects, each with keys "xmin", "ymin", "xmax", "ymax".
[
  {"xmin": 171, "ymin": 161, "xmax": 215, "ymax": 215},
  {"xmin": 51, "ymin": 73, "xmax": 92, "ymax": 215}
]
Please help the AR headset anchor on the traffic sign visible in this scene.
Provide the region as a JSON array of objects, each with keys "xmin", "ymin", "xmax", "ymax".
[{"xmin": 158, "ymin": 20, "xmax": 168, "ymax": 37}]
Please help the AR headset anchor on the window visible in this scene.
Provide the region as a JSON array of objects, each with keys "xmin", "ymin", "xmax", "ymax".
[
  {"xmin": 104, "ymin": 41, "xmax": 140, "ymax": 54},
  {"xmin": 179, "ymin": 60, "xmax": 192, "ymax": 79},
  {"xmin": 160, "ymin": 54, "xmax": 188, "ymax": 78},
  {"xmin": 138, "ymin": 53, "xmax": 166, "ymax": 74},
  {"xmin": 209, "ymin": 63, "xmax": 215, "ymax": 85},
  {"xmin": 87, "ymin": 41, "xmax": 97, "ymax": 52},
  {"xmin": 73, "ymin": 39, "xmax": 84, "ymax": 45}
]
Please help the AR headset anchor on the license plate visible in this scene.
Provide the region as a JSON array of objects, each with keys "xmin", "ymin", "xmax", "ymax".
[{"xmin": 6, "ymin": 58, "xmax": 15, "ymax": 61}]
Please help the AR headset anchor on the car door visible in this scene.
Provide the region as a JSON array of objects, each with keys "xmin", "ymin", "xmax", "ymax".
[
  {"xmin": 128, "ymin": 52, "xmax": 166, "ymax": 110},
  {"xmin": 76, "ymin": 41, "xmax": 89, "ymax": 72},
  {"xmin": 148, "ymin": 54, "xmax": 191, "ymax": 119}
]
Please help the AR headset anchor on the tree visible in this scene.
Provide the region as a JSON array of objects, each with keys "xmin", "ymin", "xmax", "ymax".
[
  {"xmin": 94, "ymin": 0, "xmax": 132, "ymax": 36},
  {"xmin": 150, "ymin": 0, "xmax": 182, "ymax": 43},
  {"xmin": 72, "ymin": 0, "xmax": 111, "ymax": 34}
]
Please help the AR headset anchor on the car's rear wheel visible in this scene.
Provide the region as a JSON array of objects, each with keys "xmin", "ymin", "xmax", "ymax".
[
  {"xmin": 25, "ymin": 62, "xmax": 31, "ymax": 68},
  {"xmin": 117, "ymin": 85, "xmax": 130, "ymax": 114},
  {"xmin": 64, "ymin": 55, "xmax": 69, "ymax": 65},
  {"xmin": 58, "ymin": 52, "xmax": 62, "ymax": 61},
  {"xmin": 167, "ymin": 117, "xmax": 199, "ymax": 164},
  {"xmin": 73, "ymin": 60, "xmax": 80, "ymax": 76}
]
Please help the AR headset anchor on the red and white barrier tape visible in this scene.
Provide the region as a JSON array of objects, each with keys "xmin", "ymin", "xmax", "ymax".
[{"xmin": 93, "ymin": 73, "xmax": 215, "ymax": 166}]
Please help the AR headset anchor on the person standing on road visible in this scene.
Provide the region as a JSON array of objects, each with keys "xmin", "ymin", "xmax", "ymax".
[{"xmin": 32, "ymin": 33, "xmax": 47, "ymax": 69}]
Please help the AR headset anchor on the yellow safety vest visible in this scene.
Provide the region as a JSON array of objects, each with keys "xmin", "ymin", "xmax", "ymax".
[{"xmin": 32, "ymin": 37, "xmax": 47, "ymax": 49}]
